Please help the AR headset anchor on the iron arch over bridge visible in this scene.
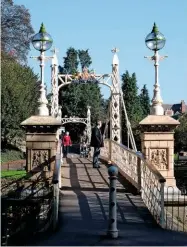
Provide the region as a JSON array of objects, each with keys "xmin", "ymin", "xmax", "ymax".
[
  {"xmin": 50, "ymin": 48, "xmax": 136, "ymax": 150},
  {"xmin": 51, "ymin": 48, "xmax": 121, "ymax": 144},
  {"xmin": 59, "ymin": 106, "xmax": 91, "ymax": 141}
]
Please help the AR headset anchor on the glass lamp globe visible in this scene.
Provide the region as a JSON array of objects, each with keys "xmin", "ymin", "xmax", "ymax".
[
  {"xmin": 145, "ymin": 23, "xmax": 166, "ymax": 51},
  {"xmin": 32, "ymin": 23, "xmax": 53, "ymax": 52}
]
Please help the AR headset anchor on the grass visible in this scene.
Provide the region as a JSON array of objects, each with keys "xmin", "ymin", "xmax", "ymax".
[
  {"xmin": 174, "ymin": 153, "xmax": 179, "ymax": 161},
  {"xmin": 1, "ymin": 170, "xmax": 26, "ymax": 179},
  {"xmin": 1, "ymin": 148, "xmax": 25, "ymax": 163}
]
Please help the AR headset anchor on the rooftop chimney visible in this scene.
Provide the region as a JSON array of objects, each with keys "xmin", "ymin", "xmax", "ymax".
[{"xmin": 181, "ymin": 100, "xmax": 185, "ymax": 113}]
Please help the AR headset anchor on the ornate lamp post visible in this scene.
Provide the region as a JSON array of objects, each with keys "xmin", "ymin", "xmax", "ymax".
[
  {"xmin": 31, "ymin": 23, "xmax": 53, "ymax": 116},
  {"xmin": 145, "ymin": 23, "xmax": 168, "ymax": 115}
]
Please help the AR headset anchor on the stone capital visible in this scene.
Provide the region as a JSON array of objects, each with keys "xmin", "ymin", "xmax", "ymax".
[
  {"xmin": 21, "ymin": 115, "xmax": 62, "ymax": 133},
  {"xmin": 139, "ymin": 115, "xmax": 180, "ymax": 132}
]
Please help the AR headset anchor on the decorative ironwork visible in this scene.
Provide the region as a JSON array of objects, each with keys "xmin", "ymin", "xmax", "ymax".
[
  {"xmin": 1, "ymin": 181, "xmax": 53, "ymax": 245},
  {"xmin": 51, "ymin": 48, "xmax": 59, "ymax": 117},
  {"xmin": 71, "ymin": 67, "xmax": 99, "ymax": 84},
  {"xmin": 52, "ymin": 50, "xmax": 122, "ymax": 144},
  {"xmin": 1, "ymin": 140, "xmax": 63, "ymax": 245},
  {"xmin": 61, "ymin": 117, "xmax": 88, "ymax": 125}
]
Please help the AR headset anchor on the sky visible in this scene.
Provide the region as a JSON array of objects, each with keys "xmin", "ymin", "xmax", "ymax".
[{"xmin": 14, "ymin": 0, "xmax": 187, "ymax": 104}]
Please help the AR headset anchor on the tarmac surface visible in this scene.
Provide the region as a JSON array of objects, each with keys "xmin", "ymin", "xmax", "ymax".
[{"xmin": 29, "ymin": 155, "xmax": 187, "ymax": 246}]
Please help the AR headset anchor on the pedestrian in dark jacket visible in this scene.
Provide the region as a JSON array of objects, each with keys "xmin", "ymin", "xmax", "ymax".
[{"xmin": 90, "ymin": 120, "xmax": 104, "ymax": 168}]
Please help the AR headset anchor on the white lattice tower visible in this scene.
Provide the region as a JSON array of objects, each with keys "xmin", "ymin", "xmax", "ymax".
[
  {"xmin": 51, "ymin": 48, "xmax": 59, "ymax": 117},
  {"xmin": 87, "ymin": 106, "xmax": 91, "ymax": 142},
  {"xmin": 111, "ymin": 48, "xmax": 121, "ymax": 143}
]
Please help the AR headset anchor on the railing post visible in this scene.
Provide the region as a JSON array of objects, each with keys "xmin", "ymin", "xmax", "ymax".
[
  {"xmin": 160, "ymin": 181, "xmax": 165, "ymax": 228},
  {"xmin": 59, "ymin": 152, "xmax": 62, "ymax": 189},
  {"xmin": 137, "ymin": 156, "xmax": 142, "ymax": 193},
  {"xmin": 53, "ymin": 183, "xmax": 59, "ymax": 231},
  {"xmin": 107, "ymin": 165, "xmax": 118, "ymax": 239},
  {"xmin": 109, "ymin": 140, "xmax": 112, "ymax": 161}
]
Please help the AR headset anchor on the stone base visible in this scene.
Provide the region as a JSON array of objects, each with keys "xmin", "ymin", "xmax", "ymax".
[
  {"xmin": 164, "ymin": 176, "xmax": 177, "ymax": 187},
  {"xmin": 164, "ymin": 186, "xmax": 181, "ymax": 201}
]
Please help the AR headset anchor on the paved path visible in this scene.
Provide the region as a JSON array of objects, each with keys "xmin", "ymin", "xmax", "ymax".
[{"xmin": 30, "ymin": 155, "xmax": 187, "ymax": 246}]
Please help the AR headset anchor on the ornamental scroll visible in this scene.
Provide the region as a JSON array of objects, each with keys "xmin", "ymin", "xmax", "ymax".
[
  {"xmin": 31, "ymin": 150, "xmax": 49, "ymax": 170},
  {"xmin": 150, "ymin": 149, "xmax": 168, "ymax": 170}
]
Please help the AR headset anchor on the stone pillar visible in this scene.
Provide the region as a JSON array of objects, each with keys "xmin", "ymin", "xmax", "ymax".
[
  {"xmin": 21, "ymin": 116, "xmax": 61, "ymax": 173},
  {"xmin": 139, "ymin": 115, "xmax": 180, "ymax": 192}
]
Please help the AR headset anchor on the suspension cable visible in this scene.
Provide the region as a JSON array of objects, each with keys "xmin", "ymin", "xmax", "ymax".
[
  {"xmin": 120, "ymin": 90, "xmax": 137, "ymax": 151},
  {"xmin": 112, "ymin": 67, "xmax": 137, "ymax": 151},
  {"xmin": 103, "ymin": 99, "xmax": 111, "ymax": 138}
]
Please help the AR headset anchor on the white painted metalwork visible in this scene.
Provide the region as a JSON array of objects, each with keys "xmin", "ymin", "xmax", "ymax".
[
  {"xmin": 111, "ymin": 48, "xmax": 121, "ymax": 143},
  {"xmin": 31, "ymin": 52, "xmax": 53, "ymax": 116},
  {"xmin": 51, "ymin": 48, "xmax": 59, "ymax": 117},
  {"xmin": 144, "ymin": 23, "xmax": 168, "ymax": 116},
  {"xmin": 86, "ymin": 106, "xmax": 91, "ymax": 142},
  {"xmin": 50, "ymin": 48, "xmax": 137, "ymax": 149},
  {"xmin": 144, "ymin": 51, "xmax": 168, "ymax": 115},
  {"xmin": 120, "ymin": 90, "xmax": 137, "ymax": 151},
  {"xmin": 60, "ymin": 107, "xmax": 91, "ymax": 140},
  {"xmin": 61, "ymin": 117, "xmax": 88, "ymax": 125},
  {"xmin": 101, "ymin": 139, "xmax": 166, "ymax": 229}
]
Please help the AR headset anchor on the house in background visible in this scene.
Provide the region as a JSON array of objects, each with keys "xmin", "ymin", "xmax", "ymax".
[{"xmin": 163, "ymin": 100, "xmax": 187, "ymax": 119}]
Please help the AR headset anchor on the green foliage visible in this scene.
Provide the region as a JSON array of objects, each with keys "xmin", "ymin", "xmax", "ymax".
[
  {"xmin": 1, "ymin": 170, "xmax": 26, "ymax": 179},
  {"xmin": 62, "ymin": 47, "xmax": 79, "ymax": 74},
  {"xmin": 174, "ymin": 113, "xmax": 187, "ymax": 152},
  {"xmin": 1, "ymin": 148, "xmax": 25, "ymax": 163},
  {"xmin": 60, "ymin": 83, "xmax": 103, "ymax": 121},
  {"xmin": 121, "ymin": 71, "xmax": 143, "ymax": 147},
  {"xmin": 78, "ymin": 49, "xmax": 92, "ymax": 70},
  {"xmin": 121, "ymin": 71, "xmax": 143, "ymax": 127},
  {"xmin": 58, "ymin": 47, "xmax": 105, "ymax": 141},
  {"xmin": 1, "ymin": 52, "xmax": 39, "ymax": 146},
  {"xmin": 1, "ymin": 0, "xmax": 34, "ymax": 63},
  {"xmin": 139, "ymin": 84, "xmax": 150, "ymax": 118}
]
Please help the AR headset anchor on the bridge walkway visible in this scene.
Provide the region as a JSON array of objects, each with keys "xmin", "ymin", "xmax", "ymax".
[{"xmin": 30, "ymin": 154, "xmax": 187, "ymax": 246}]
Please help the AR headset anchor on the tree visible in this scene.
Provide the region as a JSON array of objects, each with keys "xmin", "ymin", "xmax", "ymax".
[
  {"xmin": 1, "ymin": 52, "xmax": 39, "ymax": 147},
  {"xmin": 121, "ymin": 71, "xmax": 143, "ymax": 127},
  {"xmin": 121, "ymin": 71, "xmax": 143, "ymax": 148},
  {"xmin": 78, "ymin": 49, "xmax": 92, "ymax": 70},
  {"xmin": 1, "ymin": 0, "xmax": 34, "ymax": 64},
  {"xmin": 139, "ymin": 84, "xmax": 150, "ymax": 118},
  {"xmin": 59, "ymin": 47, "xmax": 79, "ymax": 74},
  {"xmin": 58, "ymin": 47, "xmax": 105, "ymax": 142},
  {"xmin": 174, "ymin": 113, "xmax": 187, "ymax": 152}
]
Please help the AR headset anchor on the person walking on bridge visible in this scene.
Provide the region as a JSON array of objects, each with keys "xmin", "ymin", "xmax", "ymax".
[
  {"xmin": 90, "ymin": 120, "xmax": 104, "ymax": 168},
  {"xmin": 62, "ymin": 131, "xmax": 72, "ymax": 158}
]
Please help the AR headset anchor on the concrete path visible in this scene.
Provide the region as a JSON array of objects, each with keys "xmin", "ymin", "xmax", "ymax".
[{"xmin": 30, "ymin": 155, "xmax": 187, "ymax": 246}]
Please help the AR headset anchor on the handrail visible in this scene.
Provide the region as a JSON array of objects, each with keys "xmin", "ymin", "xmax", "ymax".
[
  {"xmin": 52, "ymin": 140, "xmax": 62, "ymax": 184},
  {"xmin": 111, "ymin": 139, "xmax": 166, "ymax": 183},
  {"xmin": 139, "ymin": 156, "xmax": 166, "ymax": 183},
  {"xmin": 102, "ymin": 139, "xmax": 166, "ymax": 227},
  {"xmin": 52, "ymin": 139, "xmax": 62, "ymax": 231},
  {"xmin": 111, "ymin": 140, "xmax": 137, "ymax": 155}
]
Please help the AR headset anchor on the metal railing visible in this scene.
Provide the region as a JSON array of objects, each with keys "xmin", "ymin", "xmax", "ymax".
[
  {"xmin": 1, "ymin": 180, "xmax": 54, "ymax": 246},
  {"xmin": 52, "ymin": 139, "xmax": 62, "ymax": 230},
  {"xmin": 101, "ymin": 139, "xmax": 187, "ymax": 232},
  {"xmin": 1, "ymin": 140, "xmax": 62, "ymax": 245},
  {"xmin": 164, "ymin": 186, "xmax": 187, "ymax": 232}
]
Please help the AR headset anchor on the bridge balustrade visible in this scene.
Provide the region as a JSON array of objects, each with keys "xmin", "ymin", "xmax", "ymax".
[
  {"xmin": 101, "ymin": 139, "xmax": 166, "ymax": 228},
  {"xmin": 52, "ymin": 139, "xmax": 62, "ymax": 230}
]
